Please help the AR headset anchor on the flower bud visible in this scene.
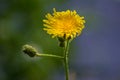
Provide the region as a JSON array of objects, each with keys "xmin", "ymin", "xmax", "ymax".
[{"xmin": 22, "ymin": 44, "xmax": 37, "ymax": 57}]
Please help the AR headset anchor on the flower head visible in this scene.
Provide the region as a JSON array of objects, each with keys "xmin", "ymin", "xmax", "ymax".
[{"xmin": 43, "ymin": 8, "xmax": 85, "ymax": 39}]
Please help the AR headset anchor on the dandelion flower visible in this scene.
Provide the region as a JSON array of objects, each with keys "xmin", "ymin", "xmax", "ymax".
[{"xmin": 43, "ymin": 8, "xmax": 85, "ymax": 39}]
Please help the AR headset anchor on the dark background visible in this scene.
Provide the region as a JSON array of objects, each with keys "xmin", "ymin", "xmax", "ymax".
[{"xmin": 0, "ymin": 0, "xmax": 120, "ymax": 80}]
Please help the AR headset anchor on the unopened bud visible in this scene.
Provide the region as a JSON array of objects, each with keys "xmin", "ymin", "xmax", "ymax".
[{"xmin": 22, "ymin": 44, "xmax": 37, "ymax": 57}]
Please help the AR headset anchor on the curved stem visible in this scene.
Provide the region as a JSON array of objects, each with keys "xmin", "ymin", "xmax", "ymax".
[
  {"xmin": 64, "ymin": 40, "xmax": 70, "ymax": 80},
  {"xmin": 36, "ymin": 53, "xmax": 64, "ymax": 59}
]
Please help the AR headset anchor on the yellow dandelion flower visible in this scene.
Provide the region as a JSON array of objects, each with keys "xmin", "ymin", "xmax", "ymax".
[{"xmin": 43, "ymin": 8, "xmax": 85, "ymax": 39}]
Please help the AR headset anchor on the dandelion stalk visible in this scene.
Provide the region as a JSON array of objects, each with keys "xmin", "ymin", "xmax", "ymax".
[
  {"xmin": 36, "ymin": 53, "xmax": 64, "ymax": 59},
  {"xmin": 63, "ymin": 40, "xmax": 70, "ymax": 80}
]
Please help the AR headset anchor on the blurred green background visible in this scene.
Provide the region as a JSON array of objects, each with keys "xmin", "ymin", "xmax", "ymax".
[
  {"xmin": 0, "ymin": 0, "xmax": 66, "ymax": 80},
  {"xmin": 0, "ymin": 0, "xmax": 120, "ymax": 80}
]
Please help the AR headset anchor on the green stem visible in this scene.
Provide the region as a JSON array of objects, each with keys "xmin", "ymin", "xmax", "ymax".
[
  {"xmin": 64, "ymin": 40, "xmax": 70, "ymax": 80},
  {"xmin": 36, "ymin": 53, "xmax": 64, "ymax": 59}
]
